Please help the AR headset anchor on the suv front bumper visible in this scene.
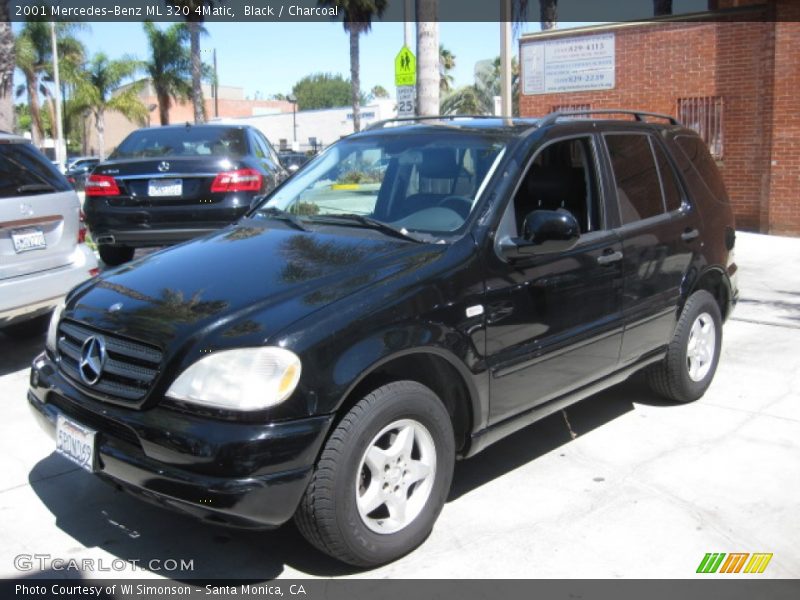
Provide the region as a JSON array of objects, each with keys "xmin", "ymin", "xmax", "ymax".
[{"xmin": 28, "ymin": 353, "xmax": 333, "ymax": 528}]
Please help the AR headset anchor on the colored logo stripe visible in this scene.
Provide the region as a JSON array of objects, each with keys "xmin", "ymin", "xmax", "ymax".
[{"xmin": 697, "ymin": 552, "xmax": 773, "ymax": 574}]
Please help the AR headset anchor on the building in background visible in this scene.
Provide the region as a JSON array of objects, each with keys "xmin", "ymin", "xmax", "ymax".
[
  {"xmin": 217, "ymin": 98, "xmax": 397, "ymax": 154},
  {"xmin": 84, "ymin": 80, "xmax": 294, "ymax": 156},
  {"xmin": 518, "ymin": 0, "xmax": 799, "ymax": 235}
]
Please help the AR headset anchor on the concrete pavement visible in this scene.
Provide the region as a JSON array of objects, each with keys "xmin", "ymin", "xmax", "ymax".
[{"xmin": 0, "ymin": 231, "xmax": 797, "ymax": 579}]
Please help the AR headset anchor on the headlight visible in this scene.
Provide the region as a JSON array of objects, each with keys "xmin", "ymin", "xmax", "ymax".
[
  {"xmin": 165, "ymin": 347, "xmax": 302, "ymax": 411},
  {"xmin": 45, "ymin": 299, "xmax": 67, "ymax": 353}
]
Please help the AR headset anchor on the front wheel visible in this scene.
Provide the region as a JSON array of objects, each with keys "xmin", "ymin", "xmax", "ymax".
[
  {"xmin": 294, "ymin": 381, "xmax": 455, "ymax": 567},
  {"xmin": 647, "ymin": 290, "xmax": 723, "ymax": 403}
]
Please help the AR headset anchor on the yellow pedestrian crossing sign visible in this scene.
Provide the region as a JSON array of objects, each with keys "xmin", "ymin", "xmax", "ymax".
[{"xmin": 395, "ymin": 46, "xmax": 416, "ymax": 87}]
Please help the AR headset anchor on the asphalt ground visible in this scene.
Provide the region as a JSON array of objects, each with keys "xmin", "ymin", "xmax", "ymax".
[{"xmin": 0, "ymin": 231, "xmax": 797, "ymax": 579}]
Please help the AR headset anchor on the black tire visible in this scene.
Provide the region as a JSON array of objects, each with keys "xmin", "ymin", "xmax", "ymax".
[
  {"xmin": 647, "ymin": 290, "xmax": 722, "ymax": 403},
  {"xmin": 295, "ymin": 381, "xmax": 455, "ymax": 567},
  {"xmin": 2, "ymin": 312, "xmax": 51, "ymax": 339},
  {"xmin": 98, "ymin": 244, "xmax": 134, "ymax": 266}
]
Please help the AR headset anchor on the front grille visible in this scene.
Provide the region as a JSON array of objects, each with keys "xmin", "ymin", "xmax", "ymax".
[{"xmin": 57, "ymin": 319, "xmax": 163, "ymax": 404}]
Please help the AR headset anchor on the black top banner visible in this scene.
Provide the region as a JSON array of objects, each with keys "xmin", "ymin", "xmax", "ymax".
[{"xmin": 0, "ymin": 0, "xmax": 785, "ymax": 24}]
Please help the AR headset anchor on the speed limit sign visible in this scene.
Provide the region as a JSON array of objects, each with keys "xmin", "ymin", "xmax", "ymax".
[{"xmin": 396, "ymin": 85, "xmax": 416, "ymax": 117}]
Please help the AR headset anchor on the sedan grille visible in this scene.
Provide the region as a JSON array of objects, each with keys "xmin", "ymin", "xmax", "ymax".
[{"xmin": 56, "ymin": 319, "xmax": 163, "ymax": 403}]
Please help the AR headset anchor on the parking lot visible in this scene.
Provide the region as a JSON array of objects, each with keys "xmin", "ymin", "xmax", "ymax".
[{"xmin": 0, "ymin": 231, "xmax": 797, "ymax": 579}]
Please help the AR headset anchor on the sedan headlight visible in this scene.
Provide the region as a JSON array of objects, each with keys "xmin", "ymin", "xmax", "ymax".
[
  {"xmin": 166, "ymin": 347, "xmax": 302, "ymax": 411},
  {"xmin": 45, "ymin": 299, "xmax": 67, "ymax": 353}
]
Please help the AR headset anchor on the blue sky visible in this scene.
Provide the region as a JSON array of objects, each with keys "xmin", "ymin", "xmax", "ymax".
[{"xmin": 14, "ymin": 20, "xmax": 546, "ymax": 99}]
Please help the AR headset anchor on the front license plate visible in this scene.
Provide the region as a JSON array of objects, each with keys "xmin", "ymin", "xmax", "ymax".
[
  {"xmin": 11, "ymin": 227, "xmax": 46, "ymax": 253},
  {"xmin": 56, "ymin": 415, "xmax": 96, "ymax": 472},
  {"xmin": 148, "ymin": 178, "xmax": 183, "ymax": 197}
]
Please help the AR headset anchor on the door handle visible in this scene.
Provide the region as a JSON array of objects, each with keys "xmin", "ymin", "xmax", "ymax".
[
  {"xmin": 681, "ymin": 228, "xmax": 700, "ymax": 242},
  {"xmin": 597, "ymin": 250, "xmax": 623, "ymax": 265}
]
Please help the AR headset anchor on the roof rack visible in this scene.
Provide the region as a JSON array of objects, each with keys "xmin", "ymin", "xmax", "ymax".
[
  {"xmin": 538, "ymin": 109, "xmax": 681, "ymax": 127},
  {"xmin": 366, "ymin": 115, "xmax": 506, "ymax": 130}
]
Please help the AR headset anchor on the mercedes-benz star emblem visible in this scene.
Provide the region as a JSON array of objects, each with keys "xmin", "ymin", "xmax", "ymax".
[
  {"xmin": 78, "ymin": 336, "xmax": 107, "ymax": 386},
  {"xmin": 158, "ymin": 161, "xmax": 170, "ymax": 172}
]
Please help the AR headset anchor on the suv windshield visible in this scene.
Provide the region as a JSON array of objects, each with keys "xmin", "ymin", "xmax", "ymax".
[
  {"xmin": 261, "ymin": 132, "xmax": 507, "ymax": 237},
  {"xmin": 111, "ymin": 127, "xmax": 247, "ymax": 159}
]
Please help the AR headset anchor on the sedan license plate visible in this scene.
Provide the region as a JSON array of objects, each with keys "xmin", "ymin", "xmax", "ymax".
[
  {"xmin": 148, "ymin": 178, "xmax": 182, "ymax": 197},
  {"xmin": 56, "ymin": 415, "xmax": 96, "ymax": 472},
  {"xmin": 11, "ymin": 227, "xmax": 46, "ymax": 253}
]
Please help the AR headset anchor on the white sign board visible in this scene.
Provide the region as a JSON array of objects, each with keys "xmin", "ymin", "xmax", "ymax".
[
  {"xmin": 522, "ymin": 33, "xmax": 615, "ymax": 95},
  {"xmin": 396, "ymin": 86, "xmax": 416, "ymax": 117}
]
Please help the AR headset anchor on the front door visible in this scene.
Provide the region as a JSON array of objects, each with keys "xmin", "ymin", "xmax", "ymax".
[{"xmin": 484, "ymin": 135, "xmax": 624, "ymax": 425}]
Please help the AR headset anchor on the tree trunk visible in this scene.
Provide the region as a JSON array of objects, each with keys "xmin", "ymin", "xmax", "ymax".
[
  {"xmin": 26, "ymin": 75, "xmax": 43, "ymax": 146},
  {"xmin": 189, "ymin": 20, "xmax": 205, "ymax": 124},
  {"xmin": 158, "ymin": 89, "xmax": 170, "ymax": 125},
  {"xmin": 95, "ymin": 109, "xmax": 105, "ymax": 160},
  {"xmin": 416, "ymin": 0, "xmax": 439, "ymax": 117},
  {"xmin": 653, "ymin": 0, "xmax": 673, "ymax": 16},
  {"xmin": 0, "ymin": 15, "xmax": 14, "ymax": 132},
  {"xmin": 540, "ymin": 0, "xmax": 558, "ymax": 30},
  {"xmin": 350, "ymin": 27, "xmax": 361, "ymax": 133}
]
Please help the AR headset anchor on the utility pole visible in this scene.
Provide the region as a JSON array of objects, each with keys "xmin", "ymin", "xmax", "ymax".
[
  {"xmin": 213, "ymin": 48, "xmax": 219, "ymax": 118},
  {"xmin": 50, "ymin": 21, "xmax": 66, "ymax": 168},
  {"xmin": 403, "ymin": 0, "xmax": 413, "ymax": 48},
  {"xmin": 500, "ymin": 0, "xmax": 513, "ymax": 117}
]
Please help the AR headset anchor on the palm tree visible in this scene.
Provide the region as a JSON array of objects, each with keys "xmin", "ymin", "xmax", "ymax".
[
  {"xmin": 142, "ymin": 21, "xmax": 192, "ymax": 126},
  {"xmin": 14, "ymin": 22, "xmax": 85, "ymax": 145},
  {"xmin": 439, "ymin": 45, "xmax": 455, "ymax": 92},
  {"xmin": 169, "ymin": 1, "xmax": 216, "ymax": 124},
  {"xmin": 540, "ymin": 0, "xmax": 558, "ymax": 30},
  {"xmin": 416, "ymin": 0, "xmax": 439, "ymax": 117},
  {"xmin": 319, "ymin": 0, "xmax": 388, "ymax": 133},
  {"xmin": 0, "ymin": 7, "xmax": 13, "ymax": 131},
  {"xmin": 72, "ymin": 53, "xmax": 146, "ymax": 159}
]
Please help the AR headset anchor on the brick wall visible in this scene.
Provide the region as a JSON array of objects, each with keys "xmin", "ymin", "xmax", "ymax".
[{"xmin": 519, "ymin": 2, "xmax": 800, "ymax": 235}]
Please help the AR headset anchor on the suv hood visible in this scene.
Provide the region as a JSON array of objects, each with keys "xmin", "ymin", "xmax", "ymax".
[{"xmin": 67, "ymin": 220, "xmax": 444, "ymax": 347}]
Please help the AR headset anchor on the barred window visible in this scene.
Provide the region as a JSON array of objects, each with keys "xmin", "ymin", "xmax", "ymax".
[{"xmin": 677, "ymin": 97, "xmax": 724, "ymax": 160}]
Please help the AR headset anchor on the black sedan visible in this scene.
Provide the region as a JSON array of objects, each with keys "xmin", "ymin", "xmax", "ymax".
[{"xmin": 83, "ymin": 124, "xmax": 287, "ymax": 265}]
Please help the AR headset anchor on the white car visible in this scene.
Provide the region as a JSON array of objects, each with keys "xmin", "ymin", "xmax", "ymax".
[{"xmin": 1, "ymin": 133, "xmax": 99, "ymax": 338}]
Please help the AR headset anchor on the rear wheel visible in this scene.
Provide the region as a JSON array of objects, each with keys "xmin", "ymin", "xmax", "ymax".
[
  {"xmin": 647, "ymin": 290, "xmax": 722, "ymax": 403},
  {"xmin": 98, "ymin": 244, "xmax": 134, "ymax": 266},
  {"xmin": 294, "ymin": 381, "xmax": 455, "ymax": 567},
  {"xmin": 2, "ymin": 312, "xmax": 51, "ymax": 339}
]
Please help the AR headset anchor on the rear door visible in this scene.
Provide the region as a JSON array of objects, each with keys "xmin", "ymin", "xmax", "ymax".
[
  {"xmin": 0, "ymin": 141, "xmax": 80, "ymax": 280},
  {"xmin": 602, "ymin": 131, "xmax": 702, "ymax": 365}
]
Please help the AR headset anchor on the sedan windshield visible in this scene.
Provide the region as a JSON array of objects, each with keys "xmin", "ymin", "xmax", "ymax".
[
  {"xmin": 261, "ymin": 132, "xmax": 507, "ymax": 237},
  {"xmin": 112, "ymin": 127, "xmax": 247, "ymax": 159}
]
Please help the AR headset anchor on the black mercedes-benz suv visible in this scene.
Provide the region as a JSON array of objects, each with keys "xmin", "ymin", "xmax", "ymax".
[
  {"xmin": 29, "ymin": 111, "xmax": 738, "ymax": 567},
  {"xmin": 84, "ymin": 123, "xmax": 287, "ymax": 266}
]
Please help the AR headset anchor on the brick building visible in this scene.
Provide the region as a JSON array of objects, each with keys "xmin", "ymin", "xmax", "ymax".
[{"xmin": 518, "ymin": 0, "xmax": 800, "ymax": 235}]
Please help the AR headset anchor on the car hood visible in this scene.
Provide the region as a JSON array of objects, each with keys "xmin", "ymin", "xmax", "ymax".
[{"xmin": 67, "ymin": 220, "xmax": 445, "ymax": 348}]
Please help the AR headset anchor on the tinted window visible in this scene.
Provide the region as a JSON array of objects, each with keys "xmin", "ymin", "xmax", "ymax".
[
  {"xmin": 112, "ymin": 127, "xmax": 247, "ymax": 159},
  {"xmin": 675, "ymin": 135, "xmax": 728, "ymax": 203},
  {"xmin": 0, "ymin": 142, "xmax": 70, "ymax": 197},
  {"xmin": 652, "ymin": 141, "xmax": 683, "ymax": 212},
  {"xmin": 605, "ymin": 134, "xmax": 665, "ymax": 224}
]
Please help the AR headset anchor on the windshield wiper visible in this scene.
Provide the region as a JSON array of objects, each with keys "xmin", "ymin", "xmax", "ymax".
[
  {"xmin": 311, "ymin": 213, "xmax": 424, "ymax": 243},
  {"xmin": 254, "ymin": 206, "xmax": 309, "ymax": 232},
  {"xmin": 16, "ymin": 183, "xmax": 55, "ymax": 194}
]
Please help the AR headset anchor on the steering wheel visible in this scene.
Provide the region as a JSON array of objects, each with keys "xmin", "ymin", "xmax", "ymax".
[{"xmin": 437, "ymin": 195, "xmax": 472, "ymax": 219}]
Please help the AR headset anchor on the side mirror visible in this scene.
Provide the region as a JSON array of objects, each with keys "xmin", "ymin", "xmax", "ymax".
[{"xmin": 499, "ymin": 209, "xmax": 580, "ymax": 259}]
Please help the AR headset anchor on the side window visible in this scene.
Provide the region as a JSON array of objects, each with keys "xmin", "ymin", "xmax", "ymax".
[
  {"xmin": 651, "ymin": 140, "xmax": 683, "ymax": 212},
  {"xmin": 674, "ymin": 135, "xmax": 728, "ymax": 203},
  {"xmin": 0, "ymin": 143, "xmax": 70, "ymax": 197},
  {"xmin": 605, "ymin": 134, "xmax": 664, "ymax": 225},
  {"xmin": 512, "ymin": 137, "xmax": 602, "ymax": 235},
  {"xmin": 249, "ymin": 130, "xmax": 267, "ymax": 159}
]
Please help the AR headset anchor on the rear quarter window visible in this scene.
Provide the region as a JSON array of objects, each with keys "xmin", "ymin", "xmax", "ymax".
[
  {"xmin": 0, "ymin": 142, "xmax": 71, "ymax": 197},
  {"xmin": 673, "ymin": 135, "xmax": 729, "ymax": 203}
]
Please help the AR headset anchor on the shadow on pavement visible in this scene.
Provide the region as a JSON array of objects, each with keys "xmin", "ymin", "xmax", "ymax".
[
  {"xmin": 28, "ymin": 373, "xmax": 673, "ymax": 580},
  {"xmin": 0, "ymin": 330, "xmax": 45, "ymax": 378}
]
